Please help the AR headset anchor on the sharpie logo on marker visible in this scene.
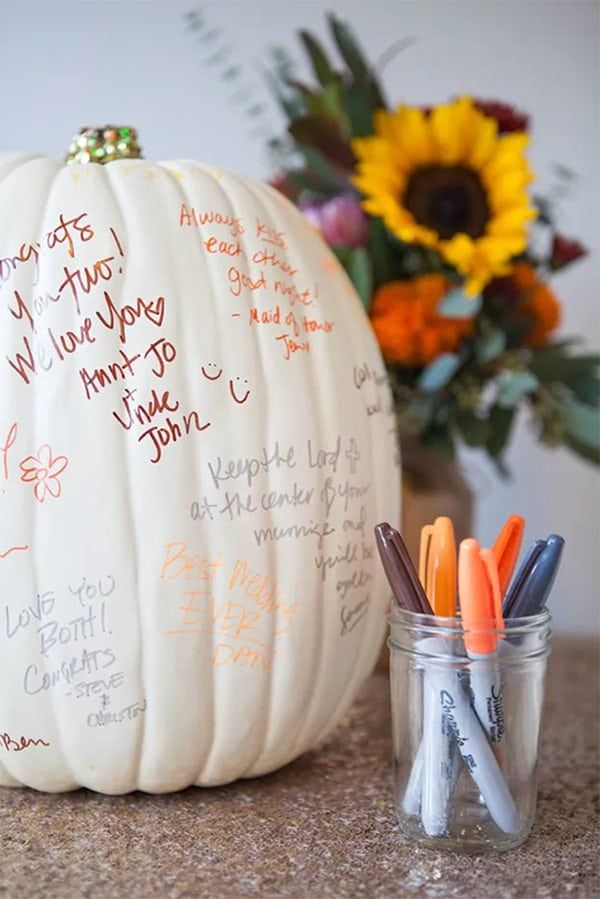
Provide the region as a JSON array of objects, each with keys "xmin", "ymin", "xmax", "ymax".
[
  {"xmin": 439, "ymin": 690, "xmax": 467, "ymax": 749},
  {"xmin": 489, "ymin": 685, "xmax": 506, "ymax": 742}
]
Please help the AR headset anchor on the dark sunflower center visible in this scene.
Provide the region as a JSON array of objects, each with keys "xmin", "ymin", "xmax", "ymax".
[{"xmin": 404, "ymin": 165, "xmax": 489, "ymax": 240}]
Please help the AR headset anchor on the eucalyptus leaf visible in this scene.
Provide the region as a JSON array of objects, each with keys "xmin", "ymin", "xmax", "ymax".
[
  {"xmin": 346, "ymin": 248, "xmax": 373, "ymax": 309},
  {"xmin": 418, "ymin": 353, "xmax": 460, "ymax": 392},
  {"xmin": 557, "ymin": 399, "xmax": 600, "ymax": 449},
  {"xmin": 496, "ymin": 371, "xmax": 539, "ymax": 408},
  {"xmin": 476, "ymin": 328, "xmax": 506, "ymax": 364},
  {"xmin": 439, "ymin": 288, "xmax": 482, "ymax": 319}
]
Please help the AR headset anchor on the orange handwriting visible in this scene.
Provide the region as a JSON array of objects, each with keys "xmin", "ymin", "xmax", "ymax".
[{"xmin": 179, "ymin": 204, "xmax": 245, "ymax": 236}]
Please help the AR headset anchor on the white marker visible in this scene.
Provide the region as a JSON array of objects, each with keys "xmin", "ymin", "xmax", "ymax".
[{"xmin": 421, "ymin": 637, "xmax": 520, "ymax": 835}]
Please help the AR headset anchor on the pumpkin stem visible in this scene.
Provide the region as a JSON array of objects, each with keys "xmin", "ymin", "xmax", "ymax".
[{"xmin": 65, "ymin": 126, "xmax": 142, "ymax": 165}]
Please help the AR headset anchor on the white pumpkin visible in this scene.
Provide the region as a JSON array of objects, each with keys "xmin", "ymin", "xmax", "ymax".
[{"xmin": 0, "ymin": 131, "xmax": 399, "ymax": 794}]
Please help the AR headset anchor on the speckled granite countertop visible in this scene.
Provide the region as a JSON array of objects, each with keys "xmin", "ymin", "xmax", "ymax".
[{"xmin": 1, "ymin": 635, "xmax": 598, "ymax": 899}]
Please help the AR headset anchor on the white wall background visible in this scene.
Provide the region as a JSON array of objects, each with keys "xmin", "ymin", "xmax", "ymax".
[{"xmin": 0, "ymin": 0, "xmax": 598, "ymax": 634}]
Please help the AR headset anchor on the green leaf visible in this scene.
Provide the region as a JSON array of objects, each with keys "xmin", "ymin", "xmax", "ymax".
[
  {"xmin": 557, "ymin": 399, "xmax": 600, "ymax": 449},
  {"xmin": 496, "ymin": 370, "xmax": 539, "ymax": 408},
  {"xmin": 368, "ymin": 217, "xmax": 392, "ymax": 286},
  {"xmin": 297, "ymin": 146, "xmax": 350, "ymax": 192},
  {"xmin": 454, "ymin": 411, "xmax": 489, "ymax": 447},
  {"xmin": 570, "ymin": 375, "xmax": 600, "ymax": 406},
  {"xmin": 346, "ymin": 248, "xmax": 373, "ymax": 309},
  {"xmin": 418, "ymin": 354, "xmax": 460, "ymax": 392},
  {"xmin": 421, "ymin": 425, "xmax": 456, "ymax": 459},
  {"xmin": 565, "ymin": 434, "xmax": 600, "ymax": 465},
  {"xmin": 328, "ymin": 14, "xmax": 386, "ymax": 111},
  {"xmin": 486, "ymin": 405, "xmax": 516, "ymax": 458},
  {"xmin": 439, "ymin": 288, "xmax": 482, "ymax": 318},
  {"xmin": 342, "ymin": 81, "xmax": 376, "ymax": 137},
  {"xmin": 299, "ymin": 30, "xmax": 337, "ymax": 86},
  {"xmin": 289, "ymin": 114, "xmax": 354, "ymax": 169},
  {"xmin": 530, "ymin": 348, "xmax": 600, "ymax": 387},
  {"xmin": 264, "ymin": 70, "xmax": 305, "ymax": 119},
  {"xmin": 328, "ymin": 14, "xmax": 370, "ymax": 80},
  {"xmin": 476, "ymin": 328, "xmax": 506, "ymax": 364}
]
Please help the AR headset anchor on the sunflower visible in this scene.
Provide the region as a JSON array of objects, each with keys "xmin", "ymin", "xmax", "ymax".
[
  {"xmin": 370, "ymin": 274, "xmax": 474, "ymax": 367},
  {"xmin": 352, "ymin": 97, "xmax": 536, "ymax": 296}
]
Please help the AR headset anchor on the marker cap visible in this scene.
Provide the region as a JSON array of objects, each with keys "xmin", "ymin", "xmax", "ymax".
[{"xmin": 459, "ymin": 538, "xmax": 497, "ymax": 654}]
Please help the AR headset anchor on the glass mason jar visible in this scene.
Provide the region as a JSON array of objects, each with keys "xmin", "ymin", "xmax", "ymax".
[{"xmin": 389, "ymin": 606, "xmax": 551, "ymax": 853}]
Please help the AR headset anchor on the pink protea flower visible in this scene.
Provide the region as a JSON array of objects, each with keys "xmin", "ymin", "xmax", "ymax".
[{"xmin": 301, "ymin": 195, "xmax": 369, "ymax": 248}]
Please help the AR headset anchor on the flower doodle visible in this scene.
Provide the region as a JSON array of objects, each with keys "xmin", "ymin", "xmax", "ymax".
[{"xmin": 20, "ymin": 444, "xmax": 69, "ymax": 503}]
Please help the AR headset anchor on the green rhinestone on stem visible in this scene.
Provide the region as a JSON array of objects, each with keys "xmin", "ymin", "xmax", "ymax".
[{"xmin": 65, "ymin": 126, "xmax": 142, "ymax": 165}]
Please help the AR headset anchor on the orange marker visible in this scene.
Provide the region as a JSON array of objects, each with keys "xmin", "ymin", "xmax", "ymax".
[
  {"xmin": 492, "ymin": 515, "xmax": 525, "ymax": 597},
  {"xmin": 419, "ymin": 524, "xmax": 434, "ymax": 590},
  {"xmin": 426, "ymin": 517, "xmax": 457, "ymax": 618},
  {"xmin": 480, "ymin": 547, "xmax": 504, "ymax": 632},
  {"xmin": 458, "ymin": 539, "xmax": 496, "ymax": 655},
  {"xmin": 459, "ymin": 538, "xmax": 506, "ymax": 763}
]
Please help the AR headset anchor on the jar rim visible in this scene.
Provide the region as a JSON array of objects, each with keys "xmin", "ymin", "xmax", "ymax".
[{"xmin": 388, "ymin": 602, "xmax": 552, "ymax": 639}]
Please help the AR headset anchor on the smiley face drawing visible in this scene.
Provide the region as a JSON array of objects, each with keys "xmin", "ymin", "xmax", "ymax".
[
  {"xmin": 201, "ymin": 363, "xmax": 251, "ymax": 405},
  {"xmin": 200, "ymin": 362, "xmax": 223, "ymax": 381},
  {"xmin": 228, "ymin": 377, "xmax": 250, "ymax": 405}
]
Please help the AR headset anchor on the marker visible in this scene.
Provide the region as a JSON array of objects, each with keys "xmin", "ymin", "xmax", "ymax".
[
  {"xmin": 504, "ymin": 535, "xmax": 564, "ymax": 618},
  {"xmin": 502, "ymin": 539, "xmax": 547, "ymax": 618},
  {"xmin": 419, "ymin": 518, "xmax": 461, "ymax": 835},
  {"xmin": 420, "ymin": 637, "xmax": 520, "ymax": 835},
  {"xmin": 493, "ymin": 515, "xmax": 524, "ymax": 597},
  {"xmin": 375, "ymin": 523, "xmax": 433, "ymax": 615},
  {"xmin": 422, "ymin": 517, "xmax": 457, "ymax": 617},
  {"xmin": 459, "ymin": 540, "xmax": 506, "ymax": 761}
]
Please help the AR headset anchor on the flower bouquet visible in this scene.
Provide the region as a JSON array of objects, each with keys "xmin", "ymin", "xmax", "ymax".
[{"xmin": 256, "ymin": 15, "xmax": 598, "ymax": 473}]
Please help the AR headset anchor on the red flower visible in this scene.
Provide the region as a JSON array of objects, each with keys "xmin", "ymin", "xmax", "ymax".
[
  {"xmin": 269, "ymin": 171, "xmax": 300, "ymax": 202},
  {"xmin": 550, "ymin": 233, "xmax": 588, "ymax": 270},
  {"xmin": 474, "ymin": 100, "xmax": 530, "ymax": 133}
]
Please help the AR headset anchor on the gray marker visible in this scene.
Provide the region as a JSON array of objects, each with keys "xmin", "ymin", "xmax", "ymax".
[{"xmin": 421, "ymin": 640, "xmax": 520, "ymax": 835}]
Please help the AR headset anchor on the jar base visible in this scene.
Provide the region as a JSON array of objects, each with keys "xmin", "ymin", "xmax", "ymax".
[{"xmin": 396, "ymin": 817, "xmax": 531, "ymax": 854}]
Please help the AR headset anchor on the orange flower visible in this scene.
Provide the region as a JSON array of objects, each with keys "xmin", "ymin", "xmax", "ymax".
[
  {"xmin": 19, "ymin": 444, "xmax": 69, "ymax": 503},
  {"xmin": 512, "ymin": 263, "xmax": 561, "ymax": 347},
  {"xmin": 369, "ymin": 274, "xmax": 474, "ymax": 367}
]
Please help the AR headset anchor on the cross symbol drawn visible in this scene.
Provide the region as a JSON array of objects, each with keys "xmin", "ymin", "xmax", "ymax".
[
  {"xmin": 345, "ymin": 438, "xmax": 360, "ymax": 474},
  {"xmin": 100, "ymin": 694, "xmax": 110, "ymax": 709}
]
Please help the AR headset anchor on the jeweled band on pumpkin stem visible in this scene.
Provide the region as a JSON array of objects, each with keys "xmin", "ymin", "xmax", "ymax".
[{"xmin": 65, "ymin": 126, "xmax": 142, "ymax": 164}]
